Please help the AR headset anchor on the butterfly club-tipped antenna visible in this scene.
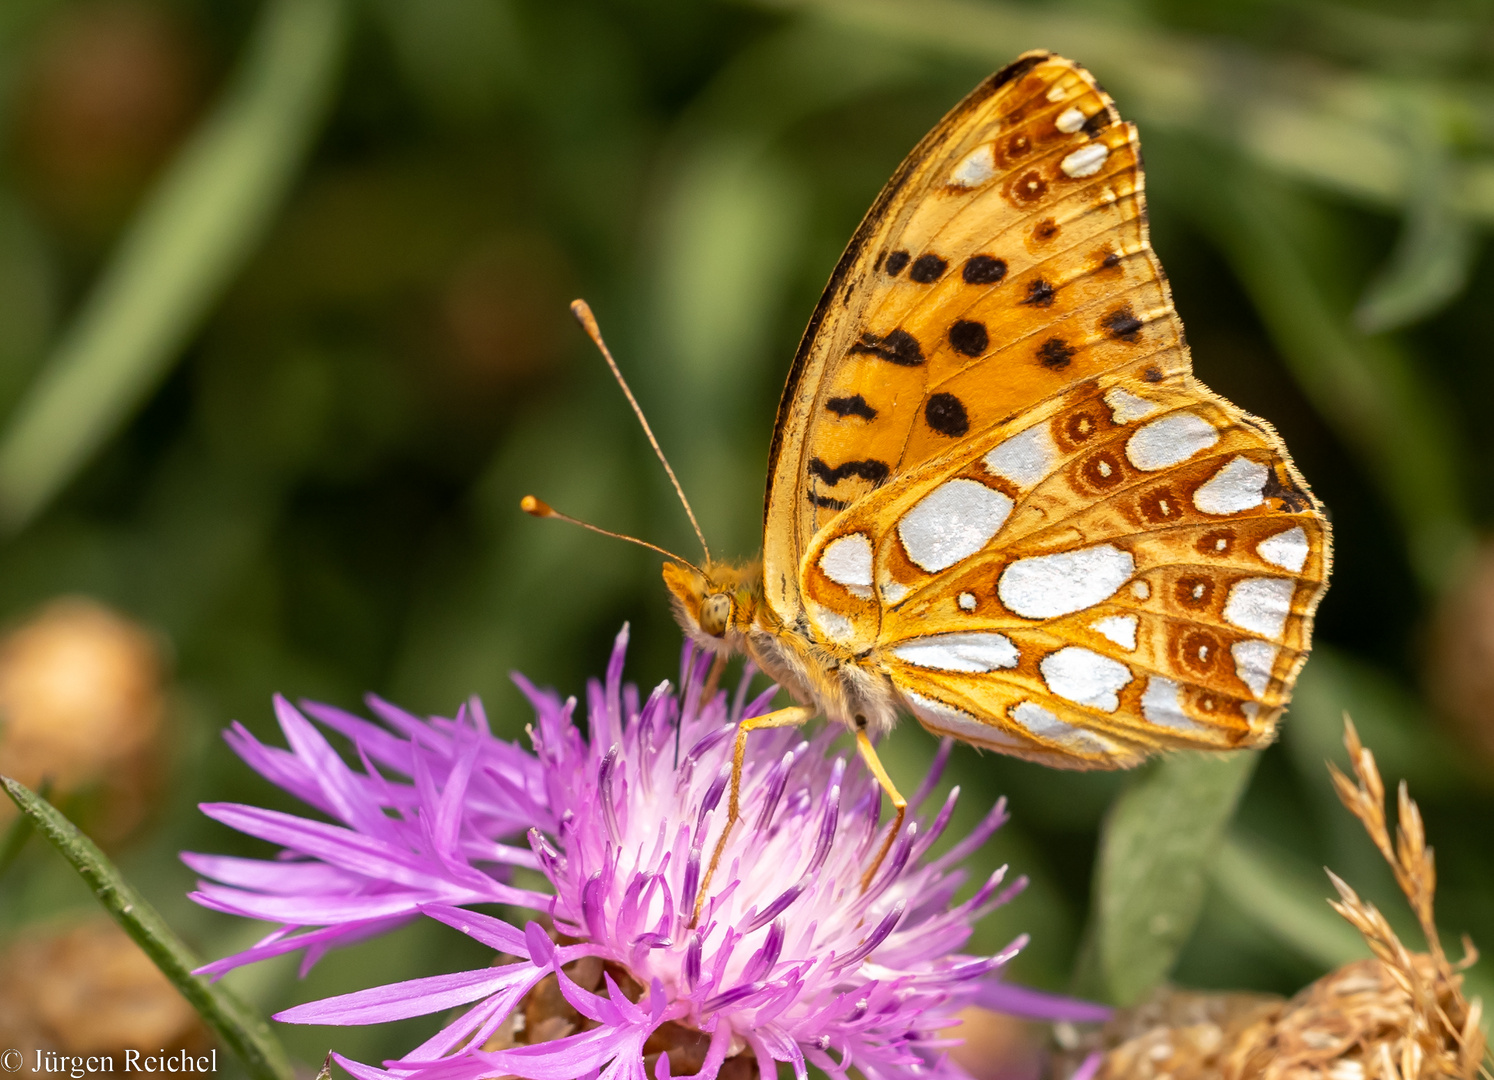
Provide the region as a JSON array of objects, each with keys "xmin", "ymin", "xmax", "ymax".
[
  {"xmin": 519, "ymin": 496, "xmax": 705, "ymax": 576},
  {"xmin": 570, "ymin": 299, "xmax": 712, "ymax": 566}
]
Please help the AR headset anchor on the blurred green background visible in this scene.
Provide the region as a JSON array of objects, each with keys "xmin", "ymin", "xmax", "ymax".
[{"xmin": 0, "ymin": 0, "xmax": 1492, "ymax": 1073}]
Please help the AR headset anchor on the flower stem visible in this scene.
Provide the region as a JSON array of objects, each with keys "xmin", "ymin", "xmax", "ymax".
[{"xmin": 1, "ymin": 776, "xmax": 295, "ymax": 1080}]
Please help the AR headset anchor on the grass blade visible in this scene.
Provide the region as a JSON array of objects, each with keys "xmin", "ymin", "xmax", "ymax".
[
  {"xmin": 0, "ymin": 0, "xmax": 348, "ymax": 532},
  {"xmin": 750, "ymin": 0, "xmax": 1494, "ymax": 222},
  {"xmin": 1, "ymin": 775, "xmax": 294, "ymax": 1080},
  {"xmin": 1186, "ymin": 159, "xmax": 1473, "ymax": 594},
  {"xmin": 0, "ymin": 777, "xmax": 51, "ymax": 880},
  {"xmin": 1211, "ymin": 831, "xmax": 1371, "ymax": 970}
]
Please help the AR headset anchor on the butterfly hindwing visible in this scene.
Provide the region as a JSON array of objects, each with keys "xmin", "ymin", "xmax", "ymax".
[{"xmin": 799, "ymin": 374, "xmax": 1328, "ymax": 767}]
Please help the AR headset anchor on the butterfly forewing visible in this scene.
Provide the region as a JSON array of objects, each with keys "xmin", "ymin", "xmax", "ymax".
[
  {"xmin": 766, "ymin": 53, "xmax": 1186, "ymax": 618},
  {"xmin": 765, "ymin": 53, "xmax": 1331, "ymax": 768}
]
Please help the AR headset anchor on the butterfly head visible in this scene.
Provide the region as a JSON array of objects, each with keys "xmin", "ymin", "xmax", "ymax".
[{"xmin": 662, "ymin": 560, "xmax": 761, "ymax": 652}]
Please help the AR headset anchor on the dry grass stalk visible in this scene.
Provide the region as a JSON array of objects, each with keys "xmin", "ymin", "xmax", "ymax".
[
  {"xmin": 1320, "ymin": 717, "xmax": 1487, "ymax": 1080},
  {"xmin": 1085, "ymin": 717, "xmax": 1488, "ymax": 1080}
]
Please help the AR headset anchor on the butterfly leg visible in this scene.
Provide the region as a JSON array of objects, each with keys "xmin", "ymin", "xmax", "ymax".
[
  {"xmin": 855, "ymin": 730, "xmax": 906, "ymax": 892},
  {"xmin": 692, "ymin": 703, "xmax": 816, "ymax": 925}
]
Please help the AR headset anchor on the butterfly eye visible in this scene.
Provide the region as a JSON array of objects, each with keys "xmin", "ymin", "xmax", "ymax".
[{"xmin": 699, "ymin": 593, "xmax": 733, "ymax": 638}]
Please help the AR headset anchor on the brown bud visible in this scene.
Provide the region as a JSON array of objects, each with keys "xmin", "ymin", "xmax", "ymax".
[
  {"xmin": 0, "ymin": 597, "xmax": 166, "ymax": 840},
  {"xmin": 944, "ymin": 1007, "xmax": 1045, "ymax": 1080},
  {"xmin": 0, "ymin": 917, "xmax": 211, "ymax": 1074},
  {"xmin": 1428, "ymin": 541, "xmax": 1494, "ymax": 763},
  {"xmin": 13, "ymin": 2, "xmax": 201, "ymax": 240}
]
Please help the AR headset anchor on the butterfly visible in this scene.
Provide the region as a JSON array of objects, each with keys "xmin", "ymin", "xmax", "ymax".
[{"xmin": 529, "ymin": 51, "xmax": 1330, "ymax": 907}]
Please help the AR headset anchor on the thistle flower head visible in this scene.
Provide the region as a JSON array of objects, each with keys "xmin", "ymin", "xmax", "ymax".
[{"xmin": 190, "ymin": 627, "xmax": 1107, "ymax": 1080}]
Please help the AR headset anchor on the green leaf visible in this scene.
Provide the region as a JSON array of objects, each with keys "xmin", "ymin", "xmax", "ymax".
[
  {"xmin": 1084, "ymin": 751, "xmax": 1258, "ymax": 1005},
  {"xmin": 1355, "ymin": 106, "xmax": 1477, "ymax": 334},
  {"xmin": 1, "ymin": 776, "xmax": 295, "ymax": 1080},
  {"xmin": 0, "ymin": 0, "xmax": 349, "ymax": 533}
]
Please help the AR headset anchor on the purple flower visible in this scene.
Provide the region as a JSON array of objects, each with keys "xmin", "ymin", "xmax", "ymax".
[{"xmin": 191, "ymin": 627, "xmax": 1108, "ymax": 1079}]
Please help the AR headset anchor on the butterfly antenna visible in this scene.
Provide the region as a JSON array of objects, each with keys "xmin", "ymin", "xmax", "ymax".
[
  {"xmin": 521, "ymin": 496, "xmax": 706, "ymax": 575},
  {"xmin": 571, "ymin": 299, "xmax": 712, "ymax": 564}
]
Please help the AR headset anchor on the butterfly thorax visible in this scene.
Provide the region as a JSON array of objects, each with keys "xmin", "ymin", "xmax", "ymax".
[{"xmin": 662, "ymin": 559, "xmax": 903, "ymax": 736}]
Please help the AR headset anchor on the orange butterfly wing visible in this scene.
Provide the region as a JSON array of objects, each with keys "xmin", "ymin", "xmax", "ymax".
[{"xmin": 762, "ymin": 52, "xmax": 1331, "ymax": 768}]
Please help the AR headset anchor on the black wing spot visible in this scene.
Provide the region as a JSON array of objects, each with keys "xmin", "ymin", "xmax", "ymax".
[
  {"xmin": 1038, "ymin": 337, "xmax": 1076, "ymax": 369},
  {"xmin": 1102, "ymin": 304, "xmax": 1143, "ymax": 342},
  {"xmin": 1082, "ymin": 110, "xmax": 1113, "ymax": 136},
  {"xmin": 850, "ymin": 329, "xmax": 924, "ymax": 366},
  {"xmin": 809, "ymin": 457, "xmax": 891, "ymax": 486},
  {"xmin": 1263, "ymin": 469, "xmax": 1311, "ymax": 513},
  {"xmin": 1022, "ymin": 278, "xmax": 1056, "ymax": 306},
  {"xmin": 1143, "ymin": 365, "xmax": 1164, "ymax": 383},
  {"xmin": 1101, "ymin": 250, "xmax": 1122, "ymax": 270},
  {"xmin": 808, "ymin": 492, "xmax": 849, "ymax": 511},
  {"xmin": 909, "ymin": 254, "xmax": 947, "ymax": 283},
  {"xmin": 885, "ymin": 250, "xmax": 910, "ymax": 276},
  {"xmin": 963, "ymin": 255, "xmax": 1007, "ymax": 285},
  {"xmin": 948, "ymin": 320, "xmax": 989, "ymax": 357},
  {"xmin": 826, "ymin": 395, "xmax": 877, "ymax": 420},
  {"xmin": 924, "ymin": 393, "xmax": 969, "ymax": 437},
  {"xmin": 988, "ymin": 53, "xmax": 1047, "ymax": 91}
]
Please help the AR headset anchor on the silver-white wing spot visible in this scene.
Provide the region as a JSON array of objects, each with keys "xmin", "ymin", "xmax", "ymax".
[
  {"xmin": 998, "ymin": 544, "xmax": 1134, "ymax": 619},
  {"xmin": 1055, "ymin": 107, "xmax": 1086, "ymax": 133},
  {"xmin": 1140, "ymin": 676, "xmax": 1206, "ymax": 733},
  {"xmin": 983, "ymin": 423, "xmax": 1059, "ymax": 489},
  {"xmin": 891, "ymin": 632, "xmax": 1019, "ymax": 673},
  {"xmin": 958, "ymin": 591, "xmax": 977, "ymax": 612},
  {"xmin": 1231, "ymin": 639, "xmax": 1278, "ymax": 699},
  {"xmin": 1040, "ymin": 647, "xmax": 1132, "ymax": 712},
  {"xmin": 950, "ymin": 143, "xmax": 997, "ymax": 188},
  {"xmin": 812, "ymin": 608, "xmax": 856, "ymax": 647},
  {"xmin": 820, "ymin": 533, "xmax": 873, "ymax": 597},
  {"xmin": 1131, "ymin": 580, "xmax": 1150, "ymax": 600},
  {"xmin": 1222, "ymin": 577, "xmax": 1295, "ymax": 639},
  {"xmin": 905, "ymin": 690, "xmax": 1029, "ymax": 752},
  {"xmin": 1090, "ymin": 614, "xmax": 1137, "ymax": 650},
  {"xmin": 897, "ymin": 479, "xmax": 1013, "ymax": 573},
  {"xmin": 1125, "ymin": 412, "xmax": 1219, "ymax": 471},
  {"xmin": 1103, "ymin": 387, "xmax": 1159, "ymax": 424},
  {"xmin": 1193, "ymin": 456, "xmax": 1268, "ymax": 515},
  {"xmin": 1257, "ymin": 526, "xmax": 1309, "ymax": 573},
  {"xmin": 1011, "ymin": 701, "xmax": 1117, "ymax": 752},
  {"xmin": 1060, "ymin": 143, "xmax": 1108, "ymax": 178}
]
